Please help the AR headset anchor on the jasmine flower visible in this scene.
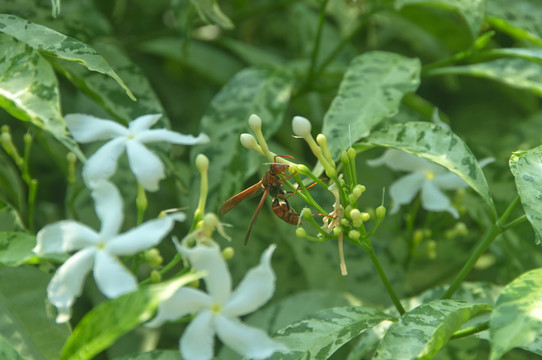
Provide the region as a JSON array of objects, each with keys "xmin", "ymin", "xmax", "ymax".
[
  {"xmin": 65, "ymin": 113, "xmax": 209, "ymax": 191},
  {"xmin": 146, "ymin": 243, "xmax": 287, "ymax": 360},
  {"xmin": 33, "ymin": 180, "xmax": 182, "ymax": 323}
]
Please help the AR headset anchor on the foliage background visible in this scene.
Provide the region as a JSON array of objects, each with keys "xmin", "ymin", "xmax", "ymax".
[{"xmin": 1, "ymin": 0, "xmax": 542, "ymax": 359}]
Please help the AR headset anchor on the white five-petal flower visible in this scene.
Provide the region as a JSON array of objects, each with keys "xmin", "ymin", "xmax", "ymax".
[
  {"xmin": 65, "ymin": 113, "xmax": 210, "ymax": 191},
  {"xmin": 368, "ymin": 149, "xmax": 473, "ymax": 218},
  {"xmin": 146, "ymin": 243, "xmax": 287, "ymax": 360},
  {"xmin": 33, "ymin": 180, "xmax": 182, "ymax": 323}
]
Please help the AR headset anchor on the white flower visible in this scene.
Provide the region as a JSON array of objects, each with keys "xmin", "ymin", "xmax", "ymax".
[
  {"xmin": 65, "ymin": 113, "xmax": 210, "ymax": 191},
  {"xmin": 146, "ymin": 243, "xmax": 287, "ymax": 360},
  {"xmin": 33, "ymin": 180, "xmax": 182, "ymax": 323},
  {"xmin": 368, "ymin": 149, "xmax": 472, "ymax": 218}
]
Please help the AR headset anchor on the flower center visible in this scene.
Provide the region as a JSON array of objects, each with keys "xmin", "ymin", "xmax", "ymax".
[
  {"xmin": 425, "ymin": 171, "xmax": 435, "ymax": 180},
  {"xmin": 211, "ymin": 303, "xmax": 222, "ymax": 314}
]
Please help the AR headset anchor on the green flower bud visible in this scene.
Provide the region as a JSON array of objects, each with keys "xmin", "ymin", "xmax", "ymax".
[
  {"xmin": 348, "ymin": 230, "xmax": 360, "ymax": 241},
  {"xmin": 376, "ymin": 205, "xmax": 386, "ymax": 220},
  {"xmin": 222, "ymin": 246, "xmax": 235, "ymax": 260},
  {"xmin": 248, "ymin": 114, "xmax": 262, "ymax": 132},
  {"xmin": 150, "ymin": 270, "xmax": 162, "ymax": 283},
  {"xmin": 296, "ymin": 227, "xmax": 307, "ymax": 238},
  {"xmin": 361, "ymin": 212, "xmax": 370, "ymax": 222},
  {"xmin": 195, "ymin": 154, "xmax": 209, "ymax": 173}
]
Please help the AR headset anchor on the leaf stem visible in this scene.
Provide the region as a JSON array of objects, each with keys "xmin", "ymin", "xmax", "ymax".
[
  {"xmin": 450, "ymin": 321, "xmax": 489, "ymax": 340},
  {"xmin": 307, "ymin": 0, "xmax": 330, "ymax": 87},
  {"xmin": 442, "ymin": 195, "xmax": 521, "ymax": 299}
]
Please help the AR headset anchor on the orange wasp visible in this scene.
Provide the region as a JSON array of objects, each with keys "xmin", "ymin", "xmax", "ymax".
[{"xmin": 219, "ymin": 155, "xmax": 298, "ymax": 245}]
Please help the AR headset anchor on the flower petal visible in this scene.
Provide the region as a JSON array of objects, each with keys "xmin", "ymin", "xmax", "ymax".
[
  {"xmin": 91, "ymin": 180, "xmax": 124, "ymax": 238},
  {"xmin": 82, "ymin": 137, "xmax": 127, "ymax": 187},
  {"xmin": 106, "ymin": 216, "xmax": 174, "ymax": 256},
  {"xmin": 125, "ymin": 140, "xmax": 164, "ymax": 192},
  {"xmin": 177, "ymin": 243, "xmax": 231, "ymax": 304},
  {"xmin": 135, "ymin": 129, "xmax": 210, "ymax": 145},
  {"xmin": 146, "ymin": 287, "xmax": 213, "ymax": 327},
  {"xmin": 368, "ymin": 149, "xmax": 431, "ymax": 172},
  {"xmin": 34, "ymin": 220, "xmax": 99, "ymax": 254},
  {"xmin": 433, "ymin": 172, "xmax": 468, "ymax": 190},
  {"xmin": 421, "ymin": 181, "xmax": 459, "ymax": 218},
  {"xmin": 128, "ymin": 114, "xmax": 162, "ymax": 133},
  {"xmin": 47, "ymin": 247, "xmax": 96, "ymax": 323},
  {"xmin": 223, "ymin": 245, "xmax": 276, "ymax": 317},
  {"xmin": 93, "ymin": 250, "xmax": 137, "ymax": 298},
  {"xmin": 215, "ymin": 314, "xmax": 288, "ymax": 359},
  {"xmin": 180, "ymin": 310, "xmax": 216, "ymax": 360},
  {"xmin": 65, "ymin": 114, "xmax": 128, "ymax": 142},
  {"xmin": 389, "ymin": 172, "xmax": 425, "ymax": 213}
]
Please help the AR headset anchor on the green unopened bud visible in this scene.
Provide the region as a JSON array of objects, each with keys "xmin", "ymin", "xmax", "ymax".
[
  {"xmin": 317, "ymin": 134, "xmax": 334, "ymax": 165},
  {"xmin": 340, "ymin": 150, "xmax": 349, "ymax": 165},
  {"xmin": 361, "ymin": 212, "xmax": 370, "ymax": 222},
  {"xmin": 349, "ymin": 208, "xmax": 362, "ymax": 227},
  {"xmin": 347, "ymin": 147, "xmax": 356, "ymax": 161},
  {"xmin": 301, "ymin": 207, "xmax": 313, "ymax": 220},
  {"xmin": 426, "ymin": 240, "xmax": 437, "ymax": 260},
  {"xmin": 222, "ymin": 246, "xmax": 235, "ymax": 260},
  {"xmin": 333, "ymin": 226, "xmax": 343, "ymax": 236},
  {"xmin": 23, "ymin": 132, "xmax": 32, "ymax": 144},
  {"xmin": 454, "ymin": 222, "xmax": 468, "ymax": 237},
  {"xmin": 376, "ymin": 205, "xmax": 386, "ymax": 220},
  {"xmin": 340, "ymin": 218, "xmax": 349, "ymax": 227},
  {"xmin": 145, "ymin": 248, "xmax": 163, "ymax": 267},
  {"xmin": 248, "ymin": 114, "xmax": 262, "ymax": 132},
  {"xmin": 150, "ymin": 270, "xmax": 162, "ymax": 283},
  {"xmin": 412, "ymin": 229, "xmax": 424, "ymax": 247},
  {"xmin": 195, "ymin": 154, "xmax": 209, "ymax": 173},
  {"xmin": 324, "ymin": 167, "xmax": 337, "ymax": 179},
  {"xmin": 350, "ymin": 185, "xmax": 365, "ymax": 203},
  {"xmin": 296, "ymin": 227, "xmax": 307, "ymax": 238},
  {"xmin": 348, "ymin": 230, "xmax": 360, "ymax": 241}
]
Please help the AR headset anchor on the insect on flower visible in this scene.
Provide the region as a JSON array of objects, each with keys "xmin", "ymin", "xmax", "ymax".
[{"xmin": 219, "ymin": 155, "xmax": 298, "ymax": 245}]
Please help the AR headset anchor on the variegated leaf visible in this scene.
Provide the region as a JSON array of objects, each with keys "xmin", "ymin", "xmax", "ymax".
[
  {"xmin": 269, "ymin": 306, "xmax": 394, "ymax": 360},
  {"xmin": 486, "ymin": 0, "xmax": 542, "ymax": 46},
  {"xmin": 394, "ymin": 0, "xmax": 485, "ymax": 39},
  {"xmin": 321, "ymin": 51, "xmax": 420, "ymax": 161},
  {"xmin": 509, "ymin": 147, "xmax": 542, "ymax": 244},
  {"xmin": 360, "ymin": 122, "xmax": 496, "ymax": 215},
  {"xmin": 0, "ymin": 14, "xmax": 134, "ymax": 101},
  {"xmin": 426, "ymin": 58, "xmax": 542, "ymax": 97},
  {"xmin": 374, "ymin": 300, "xmax": 491, "ymax": 360},
  {"xmin": 490, "ymin": 268, "xmax": 542, "ymax": 360}
]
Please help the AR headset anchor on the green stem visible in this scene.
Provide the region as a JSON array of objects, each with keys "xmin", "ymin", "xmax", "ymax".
[
  {"xmin": 442, "ymin": 196, "xmax": 521, "ymax": 299},
  {"xmin": 363, "ymin": 241, "xmax": 406, "ymax": 315},
  {"xmin": 307, "ymin": 0, "xmax": 330, "ymax": 87},
  {"xmin": 502, "ymin": 214, "xmax": 528, "ymax": 231}
]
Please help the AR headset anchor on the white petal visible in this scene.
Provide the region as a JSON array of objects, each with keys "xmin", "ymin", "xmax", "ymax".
[
  {"xmin": 65, "ymin": 114, "xmax": 128, "ymax": 142},
  {"xmin": 128, "ymin": 114, "xmax": 162, "ymax": 133},
  {"xmin": 136, "ymin": 129, "xmax": 210, "ymax": 145},
  {"xmin": 177, "ymin": 243, "xmax": 231, "ymax": 304},
  {"xmin": 125, "ymin": 140, "xmax": 165, "ymax": 192},
  {"xmin": 47, "ymin": 247, "xmax": 96, "ymax": 323},
  {"xmin": 367, "ymin": 149, "xmax": 431, "ymax": 172},
  {"xmin": 180, "ymin": 310, "xmax": 216, "ymax": 360},
  {"xmin": 433, "ymin": 172, "xmax": 468, "ymax": 190},
  {"xmin": 421, "ymin": 181, "xmax": 459, "ymax": 218},
  {"xmin": 93, "ymin": 250, "xmax": 137, "ymax": 298},
  {"xmin": 223, "ymin": 245, "xmax": 276, "ymax": 317},
  {"xmin": 146, "ymin": 287, "xmax": 213, "ymax": 327},
  {"xmin": 91, "ymin": 180, "xmax": 124, "ymax": 238},
  {"xmin": 34, "ymin": 220, "xmax": 99, "ymax": 254},
  {"xmin": 82, "ymin": 137, "xmax": 127, "ymax": 187},
  {"xmin": 215, "ymin": 315, "xmax": 288, "ymax": 359},
  {"xmin": 389, "ymin": 172, "xmax": 425, "ymax": 213},
  {"xmin": 106, "ymin": 216, "xmax": 174, "ymax": 256}
]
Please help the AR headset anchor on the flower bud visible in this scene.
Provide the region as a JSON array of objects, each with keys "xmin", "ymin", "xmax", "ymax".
[
  {"xmin": 195, "ymin": 154, "xmax": 209, "ymax": 173},
  {"xmin": 333, "ymin": 226, "xmax": 343, "ymax": 236},
  {"xmin": 350, "ymin": 208, "xmax": 362, "ymax": 227},
  {"xmin": 296, "ymin": 227, "xmax": 307, "ymax": 238},
  {"xmin": 301, "ymin": 207, "xmax": 313, "ymax": 220},
  {"xmin": 361, "ymin": 212, "xmax": 370, "ymax": 222},
  {"xmin": 222, "ymin": 246, "xmax": 235, "ymax": 260},
  {"xmin": 347, "ymin": 148, "xmax": 356, "ymax": 161},
  {"xmin": 145, "ymin": 248, "xmax": 163, "ymax": 267},
  {"xmin": 348, "ymin": 230, "xmax": 360, "ymax": 241},
  {"xmin": 292, "ymin": 116, "xmax": 312, "ymax": 137},
  {"xmin": 376, "ymin": 205, "xmax": 386, "ymax": 220},
  {"xmin": 150, "ymin": 270, "xmax": 162, "ymax": 283},
  {"xmin": 23, "ymin": 132, "xmax": 32, "ymax": 144},
  {"xmin": 248, "ymin": 114, "xmax": 262, "ymax": 132}
]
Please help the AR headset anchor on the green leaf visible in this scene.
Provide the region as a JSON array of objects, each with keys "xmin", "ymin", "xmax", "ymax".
[
  {"xmin": 360, "ymin": 122, "xmax": 496, "ymax": 215},
  {"xmin": 190, "ymin": 0, "xmax": 234, "ymax": 29},
  {"xmin": 480, "ymin": 48, "xmax": 542, "ymax": 65},
  {"xmin": 0, "ymin": 334, "xmax": 25, "ymax": 360},
  {"xmin": 59, "ymin": 273, "xmax": 202, "ymax": 360},
  {"xmin": 0, "ymin": 14, "xmax": 135, "ymax": 101},
  {"xmin": 489, "ymin": 268, "xmax": 542, "ymax": 360},
  {"xmin": 486, "ymin": 0, "xmax": 542, "ymax": 46},
  {"xmin": 509, "ymin": 147, "xmax": 542, "ymax": 244},
  {"xmin": 322, "ymin": 51, "xmax": 420, "ymax": 162},
  {"xmin": 268, "ymin": 306, "xmax": 394, "ymax": 360},
  {"xmin": 0, "ymin": 200, "xmax": 25, "ymax": 232},
  {"xmin": 193, "ymin": 67, "xmax": 294, "ymax": 206},
  {"xmin": 394, "ymin": 0, "xmax": 485, "ymax": 39},
  {"xmin": 374, "ymin": 300, "xmax": 491, "ymax": 360},
  {"xmin": 0, "ymin": 232, "xmax": 36, "ymax": 266},
  {"xmin": 427, "ymin": 58, "xmax": 542, "ymax": 97},
  {"xmin": 0, "ymin": 266, "xmax": 71, "ymax": 360},
  {"xmin": 0, "ymin": 33, "xmax": 82, "ymax": 158},
  {"xmin": 113, "ymin": 350, "xmax": 181, "ymax": 360}
]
